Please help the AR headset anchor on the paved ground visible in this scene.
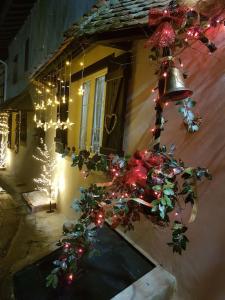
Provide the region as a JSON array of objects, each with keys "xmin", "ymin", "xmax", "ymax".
[{"xmin": 0, "ymin": 170, "xmax": 65, "ymax": 300}]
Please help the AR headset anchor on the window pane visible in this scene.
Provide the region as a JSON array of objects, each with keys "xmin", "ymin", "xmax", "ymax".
[
  {"xmin": 79, "ymin": 81, "xmax": 91, "ymax": 149},
  {"xmin": 91, "ymin": 76, "xmax": 105, "ymax": 152}
]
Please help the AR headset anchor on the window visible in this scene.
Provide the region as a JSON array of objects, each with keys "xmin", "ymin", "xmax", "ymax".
[
  {"xmin": 24, "ymin": 38, "xmax": 29, "ymax": 72},
  {"xmin": 91, "ymin": 76, "xmax": 105, "ymax": 152},
  {"xmin": 13, "ymin": 55, "xmax": 18, "ymax": 84},
  {"xmin": 79, "ymin": 81, "xmax": 91, "ymax": 149},
  {"xmin": 69, "ymin": 52, "xmax": 130, "ymax": 155}
]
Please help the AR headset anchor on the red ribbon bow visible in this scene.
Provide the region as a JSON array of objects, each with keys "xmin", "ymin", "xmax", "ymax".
[{"xmin": 146, "ymin": 6, "xmax": 189, "ymax": 48}]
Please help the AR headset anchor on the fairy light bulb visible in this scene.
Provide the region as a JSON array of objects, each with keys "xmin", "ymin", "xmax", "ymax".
[
  {"xmin": 44, "ymin": 122, "xmax": 48, "ymax": 132},
  {"xmin": 78, "ymin": 85, "xmax": 84, "ymax": 96},
  {"xmin": 33, "ymin": 114, "xmax": 37, "ymax": 122},
  {"xmin": 69, "ymin": 98, "xmax": 73, "ymax": 103},
  {"xmin": 54, "ymin": 96, "xmax": 59, "ymax": 105},
  {"xmin": 80, "ymin": 62, "xmax": 84, "ymax": 66},
  {"xmin": 66, "ymin": 61, "xmax": 70, "ymax": 66},
  {"xmin": 62, "ymin": 96, "xmax": 66, "ymax": 103}
]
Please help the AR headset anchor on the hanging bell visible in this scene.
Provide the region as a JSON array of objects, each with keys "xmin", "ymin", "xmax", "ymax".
[{"xmin": 159, "ymin": 67, "xmax": 193, "ymax": 102}]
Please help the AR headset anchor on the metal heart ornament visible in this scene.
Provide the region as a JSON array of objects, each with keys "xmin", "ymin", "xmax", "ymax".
[{"xmin": 104, "ymin": 114, "xmax": 118, "ymax": 135}]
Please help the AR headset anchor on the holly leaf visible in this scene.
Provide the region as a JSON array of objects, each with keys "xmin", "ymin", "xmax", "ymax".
[
  {"xmin": 159, "ymin": 204, "xmax": 165, "ymax": 219},
  {"xmin": 46, "ymin": 273, "xmax": 58, "ymax": 288},
  {"xmin": 164, "ymin": 195, "xmax": 173, "ymax": 208},
  {"xmin": 186, "ymin": 98, "xmax": 196, "ymax": 108},
  {"xmin": 152, "ymin": 185, "xmax": 162, "ymax": 191},
  {"xmin": 190, "ymin": 124, "xmax": 199, "ymax": 132},
  {"xmin": 163, "ymin": 188, "xmax": 174, "ymax": 196}
]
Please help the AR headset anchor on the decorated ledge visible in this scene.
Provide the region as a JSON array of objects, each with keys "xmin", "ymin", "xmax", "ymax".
[
  {"xmin": 22, "ymin": 191, "xmax": 56, "ymax": 213},
  {"xmin": 112, "ymin": 266, "xmax": 176, "ymax": 300},
  {"xmin": 14, "ymin": 223, "xmax": 175, "ymax": 300}
]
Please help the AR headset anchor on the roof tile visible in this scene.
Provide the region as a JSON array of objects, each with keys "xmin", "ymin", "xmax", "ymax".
[{"xmin": 64, "ymin": 0, "xmax": 171, "ymax": 38}]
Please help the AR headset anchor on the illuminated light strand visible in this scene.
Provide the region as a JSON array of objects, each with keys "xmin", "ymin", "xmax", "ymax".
[{"xmin": 33, "ymin": 139, "xmax": 58, "ymax": 199}]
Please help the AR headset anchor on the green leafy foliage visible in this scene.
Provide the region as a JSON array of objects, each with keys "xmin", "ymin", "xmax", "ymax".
[
  {"xmin": 47, "ymin": 146, "xmax": 211, "ymax": 288},
  {"xmin": 46, "ymin": 272, "xmax": 59, "ymax": 288},
  {"xmin": 168, "ymin": 221, "xmax": 189, "ymax": 254},
  {"xmin": 176, "ymin": 98, "xmax": 202, "ymax": 133}
]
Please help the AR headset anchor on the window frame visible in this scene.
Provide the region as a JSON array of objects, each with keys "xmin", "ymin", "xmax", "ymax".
[
  {"xmin": 91, "ymin": 75, "xmax": 106, "ymax": 153},
  {"xmin": 69, "ymin": 68, "xmax": 107, "ymax": 152}
]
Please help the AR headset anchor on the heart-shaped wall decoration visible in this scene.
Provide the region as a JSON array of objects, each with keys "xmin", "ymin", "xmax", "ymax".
[{"xmin": 104, "ymin": 113, "xmax": 118, "ymax": 135}]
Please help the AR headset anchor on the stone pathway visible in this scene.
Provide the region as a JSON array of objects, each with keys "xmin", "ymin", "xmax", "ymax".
[{"xmin": 0, "ymin": 171, "xmax": 65, "ymax": 300}]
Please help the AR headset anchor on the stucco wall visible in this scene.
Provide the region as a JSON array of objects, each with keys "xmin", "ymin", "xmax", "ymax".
[{"xmin": 123, "ymin": 26, "xmax": 225, "ymax": 300}]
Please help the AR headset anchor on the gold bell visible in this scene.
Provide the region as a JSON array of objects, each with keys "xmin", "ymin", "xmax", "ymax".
[{"xmin": 159, "ymin": 67, "xmax": 193, "ymax": 102}]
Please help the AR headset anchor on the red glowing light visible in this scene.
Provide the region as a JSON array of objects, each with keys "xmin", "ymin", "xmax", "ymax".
[
  {"xmin": 68, "ymin": 274, "xmax": 73, "ymax": 281},
  {"xmin": 194, "ymin": 32, "xmax": 199, "ymax": 38},
  {"xmin": 98, "ymin": 214, "xmax": 103, "ymax": 218},
  {"xmin": 78, "ymin": 248, "xmax": 83, "ymax": 253},
  {"xmin": 151, "ymin": 128, "xmax": 155, "ymax": 132},
  {"xmin": 163, "ymin": 72, "xmax": 167, "ymax": 77},
  {"xmin": 64, "ymin": 243, "xmax": 70, "ymax": 249},
  {"xmin": 165, "ymin": 102, "xmax": 169, "ymax": 106}
]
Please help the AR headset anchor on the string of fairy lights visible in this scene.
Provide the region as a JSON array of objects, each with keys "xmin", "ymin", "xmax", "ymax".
[
  {"xmin": 33, "ymin": 48, "xmax": 87, "ymax": 132},
  {"xmin": 0, "ymin": 112, "xmax": 9, "ymax": 169},
  {"xmin": 33, "ymin": 60, "xmax": 74, "ymax": 131}
]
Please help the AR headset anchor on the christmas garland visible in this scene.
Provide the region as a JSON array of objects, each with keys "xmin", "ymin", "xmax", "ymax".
[{"xmin": 47, "ymin": 146, "xmax": 211, "ymax": 288}]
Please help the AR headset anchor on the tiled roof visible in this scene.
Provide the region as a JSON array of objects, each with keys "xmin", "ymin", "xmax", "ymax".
[{"xmin": 65, "ymin": 0, "xmax": 171, "ymax": 38}]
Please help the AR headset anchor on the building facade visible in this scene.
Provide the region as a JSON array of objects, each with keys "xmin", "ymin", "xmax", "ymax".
[{"xmin": 1, "ymin": 1, "xmax": 225, "ymax": 300}]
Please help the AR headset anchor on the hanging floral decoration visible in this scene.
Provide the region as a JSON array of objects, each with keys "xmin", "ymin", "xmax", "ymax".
[
  {"xmin": 47, "ymin": 145, "xmax": 211, "ymax": 287},
  {"xmin": 145, "ymin": 6, "xmax": 189, "ymax": 48}
]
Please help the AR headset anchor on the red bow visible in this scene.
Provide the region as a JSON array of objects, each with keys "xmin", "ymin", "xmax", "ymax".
[{"xmin": 146, "ymin": 6, "xmax": 188, "ymax": 48}]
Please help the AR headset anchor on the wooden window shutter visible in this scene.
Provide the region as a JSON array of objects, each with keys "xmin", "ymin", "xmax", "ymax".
[{"xmin": 100, "ymin": 53, "xmax": 131, "ymax": 156}]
